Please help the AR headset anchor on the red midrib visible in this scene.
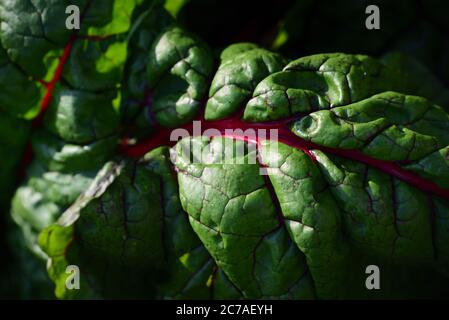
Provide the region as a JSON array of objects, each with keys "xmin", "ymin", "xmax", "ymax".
[
  {"xmin": 16, "ymin": 26, "xmax": 449, "ymax": 202},
  {"xmin": 32, "ymin": 36, "xmax": 76, "ymax": 127},
  {"xmin": 19, "ymin": 0, "xmax": 101, "ymax": 177},
  {"xmin": 121, "ymin": 115, "xmax": 449, "ymax": 201},
  {"xmin": 18, "ymin": 37, "xmax": 76, "ymax": 179}
]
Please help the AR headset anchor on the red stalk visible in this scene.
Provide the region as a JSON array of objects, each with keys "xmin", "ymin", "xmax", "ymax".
[
  {"xmin": 121, "ymin": 115, "xmax": 449, "ymax": 201},
  {"xmin": 33, "ymin": 36, "xmax": 76, "ymax": 127},
  {"xmin": 18, "ymin": 37, "xmax": 76, "ymax": 179}
]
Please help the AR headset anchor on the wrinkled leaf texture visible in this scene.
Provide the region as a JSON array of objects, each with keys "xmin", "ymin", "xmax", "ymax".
[{"xmin": 1, "ymin": 0, "xmax": 449, "ymax": 299}]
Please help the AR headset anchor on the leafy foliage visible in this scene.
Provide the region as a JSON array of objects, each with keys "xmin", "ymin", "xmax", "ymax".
[{"xmin": 1, "ymin": 0, "xmax": 449, "ymax": 299}]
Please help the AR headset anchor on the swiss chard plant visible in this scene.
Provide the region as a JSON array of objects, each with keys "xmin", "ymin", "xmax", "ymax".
[{"xmin": 1, "ymin": 0, "xmax": 449, "ymax": 299}]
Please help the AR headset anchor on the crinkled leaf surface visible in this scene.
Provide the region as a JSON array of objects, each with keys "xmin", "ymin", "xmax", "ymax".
[
  {"xmin": 41, "ymin": 50, "xmax": 449, "ymax": 299},
  {"xmin": 2, "ymin": 1, "xmax": 449, "ymax": 300}
]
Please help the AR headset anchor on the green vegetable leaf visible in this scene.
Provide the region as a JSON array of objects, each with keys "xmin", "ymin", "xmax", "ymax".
[{"xmin": 3, "ymin": 1, "xmax": 449, "ymax": 301}]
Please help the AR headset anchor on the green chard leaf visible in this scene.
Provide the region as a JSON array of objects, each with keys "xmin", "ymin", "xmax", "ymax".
[
  {"xmin": 205, "ymin": 43, "xmax": 288, "ymax": 120},
  {"xmin": 2, "ymin": 1, "xmax": 449, "ymax": 301},
  {"xmin": 146, "ymin": 25, "xmax": 215, "ymax": 127}
]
